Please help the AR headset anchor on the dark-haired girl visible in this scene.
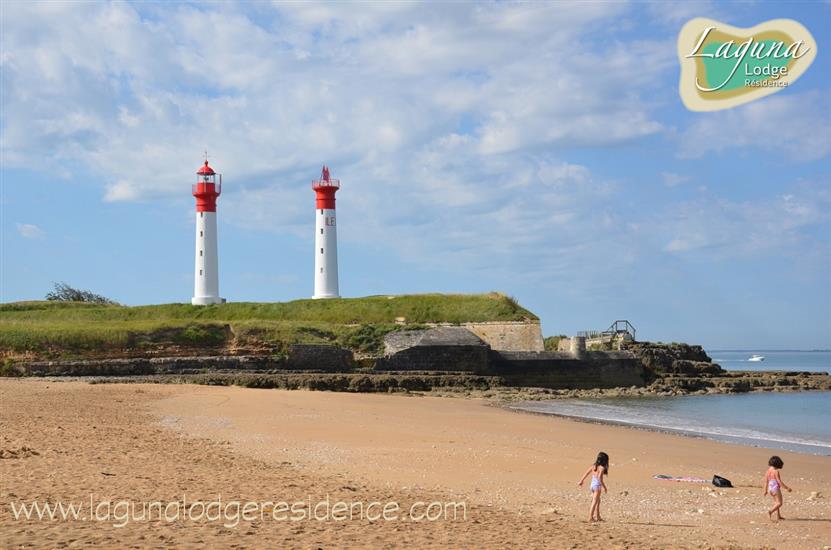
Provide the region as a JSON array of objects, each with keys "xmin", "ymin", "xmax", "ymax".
[
  {"xmin": 578, "ymin": 452, "xmax": 609, "ymax": 522},
  {"xmin": 764, "ymin": 455, "xmax": 791, "ymax": 521}
]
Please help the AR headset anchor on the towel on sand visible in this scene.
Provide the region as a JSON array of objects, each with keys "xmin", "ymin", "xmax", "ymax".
[{"xmin": 653, "ymin": 474, "xmax": 709, "ymax": 483}]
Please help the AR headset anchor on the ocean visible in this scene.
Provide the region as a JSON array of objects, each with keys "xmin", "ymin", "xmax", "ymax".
[
  {"xmin": 708, "ymin": 349, "xmax": 830, "ymax": 373},
  {"xmin": 512, "ymin": 350, "xmax": 831, "ymax": 456}
]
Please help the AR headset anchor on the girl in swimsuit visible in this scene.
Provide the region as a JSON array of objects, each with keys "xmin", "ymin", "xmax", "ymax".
[
  {"xmin": 578, "ymin": 452, "xmax": 609, "ymax": 522},
  {"xmin": 764, "ymin": 455, "xmax": 791, "ymax": 521}
]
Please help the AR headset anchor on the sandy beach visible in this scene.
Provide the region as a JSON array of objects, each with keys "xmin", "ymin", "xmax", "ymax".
[{"xmin": 1, "ymin": 380, "xmax": 829, "ymax": 548}]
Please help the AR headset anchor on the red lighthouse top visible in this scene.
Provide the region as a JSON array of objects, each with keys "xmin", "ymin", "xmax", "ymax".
[
  {"xmin": 197, "ymin": 160, "xmax": 216, "ymax": 176},
  {"xmin": 193, "ymin": 159, "xmax": 221, "ymax": 212},
  {"xmin": 312, "ymin": 165, "xmax": 340, "ymax": 210}
]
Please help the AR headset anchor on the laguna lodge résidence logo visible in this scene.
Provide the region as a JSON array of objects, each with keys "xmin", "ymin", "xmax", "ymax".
[{"xmin": 677, "ymin": 18, "xmax": 817, "ymax": 111}]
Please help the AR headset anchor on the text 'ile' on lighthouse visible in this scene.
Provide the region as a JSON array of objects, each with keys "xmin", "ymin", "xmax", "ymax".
[
  {"xmin": 313, "ymin": 166, "xmax": 340, "ymax": 299},
  {"xmin": 191, "ymin": 158, "xmax": 225, "ymax": 306}
]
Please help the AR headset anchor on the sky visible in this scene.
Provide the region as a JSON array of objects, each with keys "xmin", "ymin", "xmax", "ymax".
[{"xmin": 1, "ymin": 1, "xmax": 829, "ymax": 349}]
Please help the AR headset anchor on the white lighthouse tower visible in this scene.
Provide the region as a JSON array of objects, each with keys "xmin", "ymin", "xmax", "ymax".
[
  {"xmin": 191, "ymin": 158, "xmax": 225, "ymax": 306},
  {"xmin": 312, "ymin": 166, "xmax": 340, "ymax": 299}
]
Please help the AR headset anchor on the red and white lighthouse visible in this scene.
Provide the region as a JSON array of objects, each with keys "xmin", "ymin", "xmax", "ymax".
[
  {"xmin": 191, "ymin": 158, "xmax": 225, "ymax": 305},
  {"xmin": 312, "ymin": 166, "xmax": 340, "ymax": 299}
]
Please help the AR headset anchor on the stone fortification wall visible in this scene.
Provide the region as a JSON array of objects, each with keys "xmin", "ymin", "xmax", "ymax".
[
  {"xmin": 376, "ymin": 346, "xmax": 490, "ymax": 372},
  {"xmin": 453, "ymin": 321, "xmax": 544, "ymax": 352},
  {"xmin": 381, "ymin": 327, "xmax": 489, "ymax": 371},
  {"xmin": 485, "ymin": 350, "xmax": 645, "ymax": 389}
]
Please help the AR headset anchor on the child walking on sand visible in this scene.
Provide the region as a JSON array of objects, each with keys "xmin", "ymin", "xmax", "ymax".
[
  {"xmin": 578, "ymin": 451, "xmax": 609, "ymax": 522},
  {"xmin": 764, "ymin": 455, "xmax": 791, "ymax": 521}
]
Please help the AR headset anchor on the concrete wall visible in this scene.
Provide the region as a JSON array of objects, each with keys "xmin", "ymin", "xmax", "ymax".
[
  {"xmin": 487, "ymin": 350, "xmax": 645, "ymax": 389},
  {"xmin": 384, "ymin": 327, "xmax": 486, "ymax": 355},
  {"xmin": 387, "ymin": 321, "xmax": 543, "ymax": 352},
  {"xmin": 585, "ymin": 333, "xmax": 633, "ymax": 350},
  {"xmin": 374, "ymin": 347, "xmax": 645, "ymax": 389},
  {"xmin": 376, "ymin": 346, "xmax": 490, "ymax": 372},
  {"xmin": 454, "ymin": 321, "xmax": 544, "ymax": 352}
]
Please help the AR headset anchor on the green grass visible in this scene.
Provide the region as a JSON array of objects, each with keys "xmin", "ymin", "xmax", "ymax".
[
  {"xmin": 1, "ymin": 293, "xmax": 534, "ymax": 323},
  {"xmin": 0, "ymin": 293, "xmax": 536, "ymax": 358}
]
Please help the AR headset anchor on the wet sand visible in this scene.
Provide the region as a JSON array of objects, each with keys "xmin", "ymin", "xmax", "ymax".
[{"xmin": 1, "ymin": 379, "xmax": 829, "ymax": 548}]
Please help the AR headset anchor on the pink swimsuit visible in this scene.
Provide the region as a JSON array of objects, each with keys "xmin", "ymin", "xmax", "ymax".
[{"xmin": 767, "ymin": 472, "xmax": 780, "ymax": 494}]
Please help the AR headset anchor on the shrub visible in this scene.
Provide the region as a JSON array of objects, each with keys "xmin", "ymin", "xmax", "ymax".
[
  {"xmin": 46, "ymin": 282, "xmax": 117, "ymax": 305},
  {"xmin": 0, "ymin": 359, "xmax": 24, "ymax": 377}
]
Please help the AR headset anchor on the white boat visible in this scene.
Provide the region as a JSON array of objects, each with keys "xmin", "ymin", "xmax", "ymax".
[{"xmin": 748, "ymin": 354, "xmax": 765, "ymax": 362}]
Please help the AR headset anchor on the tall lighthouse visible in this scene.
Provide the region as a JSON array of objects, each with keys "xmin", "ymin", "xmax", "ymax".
[
  {"xmin": 191, "ymin": 158, "xmax": 225, "ymax": 306},
  {"xmin": 312, "ymin": 166, "xmax": 340, "ymax": 299}
]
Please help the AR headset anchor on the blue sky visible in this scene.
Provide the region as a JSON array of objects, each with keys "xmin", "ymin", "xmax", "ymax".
[{"xmin": 1, "ymin": 1, "xmax": 829, "ymax": 349}]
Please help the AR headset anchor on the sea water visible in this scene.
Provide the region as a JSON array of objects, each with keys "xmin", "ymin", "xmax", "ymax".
[
  {"xmin": 709, "ymin": 350, "xmax": 829, "ymax": 373},
  {"xmin": 512, "ymin": 351, "xmax": 831, "ymax": 456}
]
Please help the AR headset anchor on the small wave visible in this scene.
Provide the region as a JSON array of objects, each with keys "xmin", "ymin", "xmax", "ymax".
[{"xmin": 512, "ymin": 401, "xmax": 831, "ymax": 455}]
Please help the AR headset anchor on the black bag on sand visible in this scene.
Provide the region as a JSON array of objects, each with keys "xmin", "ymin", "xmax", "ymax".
[{"xmin": 712, "ymin": 475, "xmax": 733, "ymax": 488}]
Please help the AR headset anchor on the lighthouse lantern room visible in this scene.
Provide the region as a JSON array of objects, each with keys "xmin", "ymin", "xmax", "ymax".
[
  {"xmin": 191, "ymin": 158, "xmax": 225, "ymax": 306},
  {"xmin": 312, "ymin": 166, "xmax": 340, "ymax": 299}
]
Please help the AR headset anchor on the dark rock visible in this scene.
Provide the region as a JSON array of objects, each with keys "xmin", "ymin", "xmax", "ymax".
[
  {"xmin": 286, "ymin": 344, "xmax": 354, "ymax": 371},
  {"xmin": 624, "ymin": 342, "xmax": 718, "ymax": 374},
  {"xmin": 18, "ymin": 355, "xmax": 282, "ymax": 376}
]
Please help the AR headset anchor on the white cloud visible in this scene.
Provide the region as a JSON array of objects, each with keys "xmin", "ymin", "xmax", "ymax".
[
  {"xmin": 0, "ymin": 1, "xmax": 682, "ymax": 293},
  {"xmin": 103, "ymin": 181, "xmax": 142, "ymax": 203},
  {"xmin": 16, "ymin": 223, "xmax": 46, "ymax": 239},
  {"xmin": 6, "ymin": 2, "xmax": 825, "ymax": 298},
  {"xmin": 661, "ymin": 172, "xmax": 690, "ymax": 187},
  {"xmin": 678, "ymin": 90, "xmax": 831, "ymax": 162},
  {"xmin": 0, "ymin": 1, "xmax": 668, "ymax": 206},
  {"xmin": 659, "ymin": 183, "xmax": 831, "ymax": 257},
  {"xmin": 645, "ymin": 1, "xmax": 724, "ymax": 26}
]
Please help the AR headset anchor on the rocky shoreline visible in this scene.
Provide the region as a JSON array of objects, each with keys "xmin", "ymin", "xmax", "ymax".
[
  {"xmin": 3, "ymin": 341, "xmax": 828, "ymax": 398},
  {"xmin": 16, "ymin": 367, "xmax": 830, "ymax": 401},
  {"xmin": 619, "ymin": 341, "xmax": 831, "ymax": 397},
  {"xmin": 442, "ymin": 369, "xmax": 831, "ymax": 402}
]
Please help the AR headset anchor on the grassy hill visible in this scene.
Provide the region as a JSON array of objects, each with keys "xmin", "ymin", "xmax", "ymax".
[{"xmin": 0, "ymin": 293, "xmax": 537, "ymax": 360}]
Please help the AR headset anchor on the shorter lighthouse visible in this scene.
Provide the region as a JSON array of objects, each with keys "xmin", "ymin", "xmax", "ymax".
[
  {"xmin": 191, "ymin": 158, "xmax": 225, "ymax": 306},
  {"xmin": 312, "ymin": 166, "xmax": 340, "ymax": 299}
]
